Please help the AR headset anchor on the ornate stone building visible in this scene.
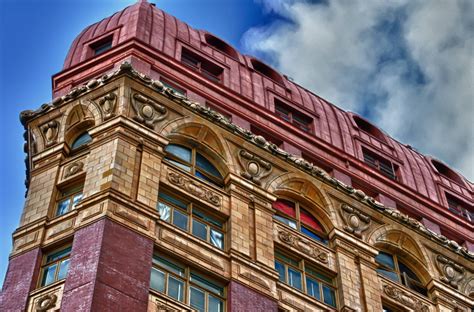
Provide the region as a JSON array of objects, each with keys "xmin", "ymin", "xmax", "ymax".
[{"xmin": 1, "ymin": 1, "xmax": 473, "ymax": 311}]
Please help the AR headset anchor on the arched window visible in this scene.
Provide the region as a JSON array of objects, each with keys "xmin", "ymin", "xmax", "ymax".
[
  {"xmin": 273, "ymin": 199, "xmax": 327, "ymax": 244},
  {"xmin": 375, "ymin": 251, "xmax": 427, "ymax": 296},
  {"xmin": 71, "ymin": 132, "xmax": 92, "ymax": 149},
  {"xmin": 164, "ymin": 144, "xmax": 223, "ymax": 187}
]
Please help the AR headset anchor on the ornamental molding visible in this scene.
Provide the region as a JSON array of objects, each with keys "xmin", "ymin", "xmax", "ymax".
[
  {"xmin": 131, "ymin": 92, "xmax": 168, "ymax": 128},
  {"xmin": 40, "ymin": 120, "xmax": 60, "ymax": 147},
  {"xmin": 35, "ymin": 293, "xmax": 57, "ymax": 312},
  {"xmin": 277, "ymin": 230, "xmax": 328, "ymax": 264},
  {"xmin": 435, "ymin": 254, "xmax": 466, "ymax": 289},
  {"xmin": 382, "ymin": 283, "xmax": 430, "ymax": 312},
  {"xmin": 340, "ymin": 203, "xmax": 371, "ymax": 238},
  {"xmin": 167, "ymin": 171, "xmax": 221, "ymax": 207},
  {"xmin": 96, "ymin": 92, "xmax": 117, "ymax": 120},
  {"xmin": 19, "ymin": 62, "xmax": 473, "ymax": 261},
  {"xmin": 63, "ymin": 161, "xmax": 84, "ymax": 179},
  {"xmin": 237, "ymin": 149, "xmax": 272, "ymax": 185}
]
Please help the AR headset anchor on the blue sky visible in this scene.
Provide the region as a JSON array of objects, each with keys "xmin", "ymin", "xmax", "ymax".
[{"xmin": 1, "ymin": 0, "xmax": 472, "ymax": 286}]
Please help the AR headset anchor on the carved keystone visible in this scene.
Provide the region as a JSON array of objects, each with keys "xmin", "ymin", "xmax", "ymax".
[
  {"xmin": 237, "ymin": 149, "xmax": 272, "ymax": 185},
  {"xmin": 340, "ymin": 203, "xmax": 371, "ymax": 238}
]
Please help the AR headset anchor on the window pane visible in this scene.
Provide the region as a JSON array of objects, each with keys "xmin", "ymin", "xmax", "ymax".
[
  {"xmin": 193, "ymin": 209, "xmax": 223, "ymax": 227},
  {"xmin": 196, "ymin": 153, "xmax": 222, "ymax": 179},
  {"xmin": 57, "ymin": 259, "xmax": 70, "ymax": 280},
  {"xmin": 191, "ymin": 273, "xmax": 224, "ymax": 296},
  {"xmin": 209, "ymin": 295, "xmax": 224, "ymax": 312},
  {"xmin": 192, "ymin": 219, "xmax": 208, "ymax": 241},
  {"xmin": 322, "ymin": 285, "xmax": 336, "ymax": 307},
  {"xmin": 157, "ymin": 202, "xmax": 171, "ymax": 222},
  {"xmin": 306, "ymin": 277, "xmax": 320, "ymax": 300},
  {"xmin": 46, "ymin": 247, "xmax": 72, "ymax": 263},
  {"xmin": 41, "ymin": 264, "xmax": 57, "ymax": 286},
  {"xmin": 56, "ymin": 198, "xmax": 71, "ymax": 216},
  {"xmin": 376, "ymin": 268, "xmax": 400, "ymax": 282},
  {"xmin": 152, "ymin": 257, "xmax": 185, "ymax": 277},
  {"xmin": 398, "ymin": 261, "xmax": 420, "ymax": 282},
  {"xmin": 210, "ymin": 229, "xmax": 224, "ymax": 249},
  {"xmin": 275, "ymin": 261, "xmax": 286, "ymax": 282},
  {"xmin": 168, "ymin": 276, "xmax": 184, "ymax": 302},
  {"xmin": 72, "ymin": 132, "xmax": 92, "ymax": 149},
  {"xmin": 288, "ymin": 268, "xmax": 302, "ymax": 290},
  {"xmin": 195, "ymin": 170, "xmax": 222, "ymax": 187},
  {"xmin": 173, "ymin": 209, "xmax": 188, "ymax": 231},
  {"xmin": 150, "ymin": 268, "xmax": 165, "ymax": 292},
  {"xmin": 165, "ymin": 158, "xmax": 191, "ymax": 172},
  {"xmin": 273, "ymin": 215, "xmax": 297, "ymax": 229},
  {"xmin": 72, "ymin": 193, "xmax": 83, "ymax": 209},
  {"xmin": 190, "ymin": 287, "xmax": 206, "ymax": 312},
  {"xmin": 275, "ymin": 251, "xmax": 299, "ymax": 267},
  {"xmin": 301, "ymin": 226, "xmax": 327, "ymax": 244},
  {"xmin": 159, "ymin": 192, "xmax": 187, "ymax": 209},
  {"xmin": 165, "ymin": 144, "xmax": 192, "ymax": 163},
  {"xmin": 300, "ymin": 209, "xmax": 323, "ymax": 232},
  {"xmin": 375, "ymin": 251, "xmax": 396, "ymax": 270},
  {"xmin": 272, "ymin": 199, "xmax": 296, "ymax": 218}
]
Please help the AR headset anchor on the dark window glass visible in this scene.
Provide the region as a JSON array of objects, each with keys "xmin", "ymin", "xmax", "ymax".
[
  {"xmin": 181, "ymin": 47, "xmax": 223, "ymax": 83},
  {"xmin": 92, "ymin": 38, "xmax": 112, "ymax": 55},
  {"xmin": 274, "ymin": 99, "xmax": 313, "ymax": 132},
  {"xmin": 71, "ymin": 132, "xmax": 92, "ymax": 149},
  {"xmin": 173, "ymin": 209, "xmax": 189, "ymax": 231},
  {"xmin": 40, "ymin": 246, "xmax": 71, "ymax": 287},
  {"xmin": 362, "ymin": 148, "xmax": 397, "ymax": 180},
  {"xmin": 56, "ymin": 185, "xmax": 83, "ymax": 217}
]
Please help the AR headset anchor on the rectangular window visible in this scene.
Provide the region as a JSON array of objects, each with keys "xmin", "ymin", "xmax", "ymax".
[
  {"xmin": 150, "ymin": 255, "xmax": 225, "ymax": 311},
  {"xmin": 157, "ymin": 191, "xmax": 225, "ymax": 249},
  {"xmin": 90, "ymin": 35, "xmax": 113, "ymax": 56},
  {"xmin": 275, "ymin": 250, "xmax": 336, "ymax": 308},
  {"xmin": 181, "ymin": 47, "xmax": 224, "ymax": 83},
  {"xmin": 56, "ymin": 184, "xmax": 84, "ymax": 217},
  {"xmin": 446, "ymin": 193, "xmax": 473, "ymax": 223},
  {"xmin": 39, "ymin": 246, "xmax": 71, "ymax": 287},
  {"xmin": 274, "ymin": 99, "xmax": 313, "ymax": 133},
  {"xmin": 362, "ymin": 148, "xmax": 398, "ymax": 180}
]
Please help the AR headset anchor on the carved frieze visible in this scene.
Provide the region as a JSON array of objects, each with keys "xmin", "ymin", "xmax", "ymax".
[
  {"xmin": 35, "ymin": 293, "xmax": 57, "ymax": 312},
  {"xmin": 40, "ymin": 120, "xmax": 60, "ymax": 147},
  {"xmin": 96, "ymin": 92, "xmax": 117, "ymax": 120},
  {"xmin": 237, "ymin": 149, "xmax": 272, "ymax": 185},
  {"xmin": 131, "ymin": 92, "xmax": 167, "ymax": 128},
  {"xmin": 436, "ymin": 255, "xmax": 466, "ymax": 289},
  {"xmin": 167, "ymin": 171, "xmax": 221, "ymax": 207},
  {"xmin": 277, "ymin": 230, "xmax": 328, "ymax": 264},
  {"xmin": 382, "ymin": 283, "xmax": 430, "ymax": 312},
  {"xmin": 340, "ymin": 203, "xmax": 371, "ymax": 238},
  {"xmin": 63, "ymin": 161, "xmax": 84, "ymax": 179}
]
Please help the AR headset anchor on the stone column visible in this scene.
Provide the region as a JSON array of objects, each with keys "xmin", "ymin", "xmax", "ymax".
[
  {"xmin": 60, "ymin": 218, "xmax": 153, "ymax": 311},
  {"xmin": 0, "ymin": 248, "xmax": 42, "ymax": 311}
]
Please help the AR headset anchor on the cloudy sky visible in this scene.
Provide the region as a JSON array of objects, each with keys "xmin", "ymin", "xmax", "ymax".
[{"xmin": 0, "ymin": 0, "xmax": 472, "ymax": 285}]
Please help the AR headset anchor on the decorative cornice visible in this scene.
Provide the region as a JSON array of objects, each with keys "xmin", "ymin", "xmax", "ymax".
[
  {"xmin": 167, "ymin": 171, "xmax": 221, "ymax": 207},
  {"xmin": 19, "ymin": 62, "xmax": 474, "ymax": 261},
  {"xmin": 382, "ymin": 283, "xmax": 430, "ymax": 312},
  {"xmin": 277, "ymin": 230, "xmax": 329, "ymax": 264}
]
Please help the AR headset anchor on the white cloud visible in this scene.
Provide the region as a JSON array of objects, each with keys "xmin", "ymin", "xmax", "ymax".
[{"xmin": 243, "ymin": 0, "xmax": 474, "ymax": 181}]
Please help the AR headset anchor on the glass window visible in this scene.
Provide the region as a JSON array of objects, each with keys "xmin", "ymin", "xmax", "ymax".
[
  {"xmin": 275, "ymin": 251, "xmax": 336, "ymax": 308},
  {"xmin": 181, "ymin": 47, "xmax": 223, "ymax": 83},
  {"xmin": 71, "ymin": 132, "xmax": 92, "ymax": 149},
  {"xmin": 375, "ymin": 251, "xmax": 427, "ymax": 296},
  {"xmin": 56, "ymin": 184, "xmax": 84, "ymax": 217},
  {"xmin": 157, "ymin": 191, "xmax": 225, "ymax": 250},
  {"xmin": 273, "ymin": 199, "xmax": 327, "ymax": 244},
  {"xmin": 274, "ymin": 99, "xmax": 313, "ymax": 132},
  {"xmin": 362, "ymin": 148, "xmax": 398, "ymax": 180},
  {"xmin": 164, "ymin": 144, "xmax": 223, "ymax": 187},
  {"xmin": 39, "ymin": 246, "xmax": 71, "ymax": 287},
  {"xmin": 150, "ymin": 255, "xmax": 225, "ymax": 311}
]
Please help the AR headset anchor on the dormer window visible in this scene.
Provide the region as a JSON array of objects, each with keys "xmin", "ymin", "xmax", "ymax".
[
  {"xmin": 90, "ymin": 35, "xmax": 113, "ymax": 56},
  {"xmin": 431, "ymin": 159, "xmax": 464, "ymax": 185},
  {"xmin": 353, "ymin": 115, "xmax": 386, "ymax": 143},
  {"xmin": 275, "ymin": 99, "xmax": 313, "ymax": 133},
  {"xmin": 181, "ymin": 47, "xmax": 223, "ymax": 83},
  {"xmin": 250, "ymin": 59, "xmax": 284, "ymax": 85},
  {"xmin": 204, "ymin": 34, "xmax": 238, "ymax": 59},
  {"xmin": 446, "ymin": 193, "xmax": 473, "ymax": 223},
  {"xmin": 362, "ymin": 148, "xmax": 398, "ymax": 180}
]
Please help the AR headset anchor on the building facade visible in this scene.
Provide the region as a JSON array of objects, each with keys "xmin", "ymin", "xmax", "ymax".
[{"xmin": 1, "ymin": 1, "xmax": 473, "ymax": 311}]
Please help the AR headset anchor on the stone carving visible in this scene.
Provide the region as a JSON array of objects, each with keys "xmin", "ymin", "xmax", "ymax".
[
  {"xmin": 237, "ymin": 149, "xmax": 272, "ymax": 185},
  {"xmin": 167, "ymin": 171, "xmax": 221, "ymax": 207},
  {"xmin": 40, "ymin": 120, "xmax": 60, "ymax": 147},
  {"xmin": 383, "ymin": 284, "xmax": 429, "ymax": 312},
  {"xmin": 18, "ymin": 62, "xmax": 474, "ymax": 261},
  {"xmin": 63, "ymin": 161, "xmax": 84, "ymax": 179},
  {"xmin": 155, "ymin": 300, "xmax": 182, "ymax": 312},
  {"xmin": 35, "ymin": 293, "xmax": 57, "ymax": 312},
  {"xmin": 436, "ymin": 255, "xmax": 466, "ymax": 289},
  {"xmin": 340, "ymin": 203, "xmax": 371, "ymax": 238},
  {"xmin": 131, "ymin": 92, "xmax": 168, "ymax": 128},
  {"xmin": 278, "ymin": 230, "xmax": 328, "ymax": 264},
  {"xmin": 96, "ymin": 92, "xmax": 117, "ymax": 120}
]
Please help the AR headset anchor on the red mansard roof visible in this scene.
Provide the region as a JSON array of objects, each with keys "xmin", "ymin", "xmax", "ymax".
[{"xmin": 55, "ymin": 1, "xmax": 473, "ymax": 235}]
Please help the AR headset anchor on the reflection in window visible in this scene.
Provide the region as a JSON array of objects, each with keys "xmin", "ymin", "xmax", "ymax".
[
  {"xmin": 164, "ymin": 144, "xmax": 223, "ymax": 187},
  {"xmin": 71, "ymin": 132, "xmax": 92, "ymax": 149},
  {"xmin": 375, "ymin": 251, "xmax": 427, "ymax": 296},
  {"xmin": 275, "ymin": 251, "xmax": 336, "ymax": 308},
  {"xmin": 150, "ymin": 255, "xmax": 225, "ymax": 312},
  {"xmin": 40, "ymin": 246, "xmax": 71, "ymax": 287},
  {"xmin": 273, "ymin": 199, "xmax": 327, "ymax": 244},
  {"xmin": 56, "ymin": 184, "xmax": 84, "ymax": 217},
  {"xmin": 157, "ymin": 192, "xmax": 224, "ymax": 250}
]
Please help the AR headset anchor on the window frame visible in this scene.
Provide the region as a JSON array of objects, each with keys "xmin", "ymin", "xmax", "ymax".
[
  {"xmin": 274, "ymin": 99, "xmax": 313, "ymax": 133},
  {"xmin": 164, "ymin": 144, "xmax": 224, "ymax": 188},
  {"xmin": 446, "ymin": 193, "xmax": 473, "ymax": 223},
  {"xmin": 150, "ymin": 254, "xmax": 226, "ymax": 312},
  {"xmin": 55, "ymin": 183, "xmax": 84, "ymax": 217},
  {"xmin": 273, "ymin": 198, "xmax": 328, "ymax": 245},
  {"xmin": 362, "ymin": 148, "xmax": 398, "ymax": 180},
  {"xmin": 181, "ymin": 47, "xmax": 224, "ymax": 83},
  {"xmin": 275, "ymin": 250, "xmax": 337, "ymax": 308},
  {"xmin": 71, "ymin": 131, "xmax": 92, "ymax": 150},
  {"xmin": 157, "ymin": 190, "xmax": 225, "ymax": 250},
  {"xmin": 38, "ymin": 245, "xmax": 72, "ymax": 288}
]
